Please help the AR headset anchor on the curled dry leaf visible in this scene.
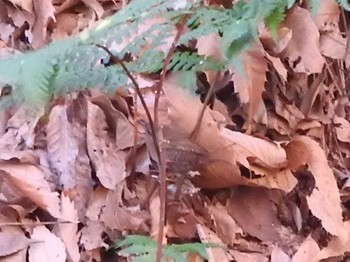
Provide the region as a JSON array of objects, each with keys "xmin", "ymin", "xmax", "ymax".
[
  {"xmin": 0, "ymin": 162, "xmax": 61, "ymax": 218},
  {"xmin": 285, "ymin": 136, "xmax": 345, "ymax": 240},
  {"xmin": 281, "ymin": 6, "xmax": 324, "ymax": 74},
  {"xmin": 164, "ymin": 76, "xmax": 292, "ymax": 188},
  {"xmin": 220, "ymin": 129, "xmax": 287, "ymax": 169}
]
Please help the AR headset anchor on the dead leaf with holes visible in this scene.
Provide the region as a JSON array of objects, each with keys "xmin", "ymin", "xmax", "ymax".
[{"xmin": 285, "ymin": 136, "xmax": 346, "ymax": 242}]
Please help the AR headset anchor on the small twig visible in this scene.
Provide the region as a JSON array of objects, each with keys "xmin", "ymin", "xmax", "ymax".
[
  {"xmin": 0, "ymin": 220, "xmax": 78, "ymax": 227},
  {"xmin": 189, "ymin": 72, "xmax": 219, "ymax": 140},
  {"xmin": 95, "ymin": 44, "xmax": 161, "ymax": 162},
  {"xmin": 153, "ymin": 14, "xmax": 189, "ymax": 262}
]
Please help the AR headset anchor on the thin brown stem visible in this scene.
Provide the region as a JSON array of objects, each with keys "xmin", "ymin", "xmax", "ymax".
[
  {"xmin": 190, "ymin": 72, "xmax": 219, "ymax": 140},
  {"xmin": 153, "ymin": 14, "xmax": 189, "ymax": 262},
  {"xmin": 95, "ymin": 44, "xmax": 161, "ymax": 162}
]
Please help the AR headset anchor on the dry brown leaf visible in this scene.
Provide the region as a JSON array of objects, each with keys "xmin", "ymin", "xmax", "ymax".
[
  {"xmin": 260, "ymin": 27, "xmax": 292, "ymax": 56},
  {"xmin": 0, "ymin": 107, "xmax": 40, "ymax": 150},
  {"xmin": 196, "ymin": 224, "xmax": 230, "ymax": 262},
  {"xmin": 314, "ymin": 0, "xmax": 340, "ymax": 31},
  {"xmin": 81, "ymin": 0, "xmax": 104, "ymax": 18},
  {"xmin": 281, "ymin": 6, "xmax": 324, "ymax": 74},
  {"xmin": 0, "ymin": 150, "xmax": 39, "ymax": 164},
  {"xmin": 230, "ymin": 250, "xmax": 268, "ymax": 262},
  {"xmin": 100, "ymin": 183, "xmax": 149, "ymax": 231},
  {"xmin": 86, "ymin": 186, "xmax": 108, "ymax": 221},
  {"xmin": 51, "ymin": 13, "xmax": 79, "ymax": 40},
  {"xmin": 232, "ymin": 43, "xmax": 268, "ymax": 125},
  {"xmin": 265, "ymin": 52, "xmax": 287, "ymax": 81},
  {"xmin": 7, "ymin": 0, "xmax": 33, "ymax": 13},
  {"xmin": 220, "ymin": 129, "xmax": 287, "ymax": 169},
  {"xmin": 271, "ymin": 245, "xmax": 290, "ymax": 262},
  {"xmin": 227, "ymin": 187, "xmax": 284, "ymax": 242},
  {"xmin": 80, "ymin": 221, "xmax": 105, "ymax": 251},
  {"xmin": 285, "ymin": 136, "xmax": 345, "ymax": 240},
  {"xmin": 334, "ymin": 116, "xmax": 350, "ymax": 143},
  {"xmin": 164, "ymin": 75, "xmax": 248, "ymax": 188},
  {"xmin": 31, "ymin": 0, "xmax": 55, "ymax": 48},
  {"xmin": 314, "ymin": 221, "xmax": 350, "ymax": 260},
  {"xmin": 319, "ymin": 30, "xmax": 347, "ymax": 62},
  {"xmin": 249, "ymin": 167, "xmax": 297, "ymax": 193},
  {"xmin": 196, "ymin": 33, "xmax": 222, "ymax": 85},
  {"xmin": 208, "ymin": 203, "xmax": 243, "ymax": 246},
  {"xmin": 291, "ymin": 235, "xmax": 320, "ymax": 262},
  {"xmin": 29, "ymin": 226, "xmax": 66, "ymax": 262},
  {"xmin": 0, "ymin": 231, "xmax": 31, "ymax": 257},
  {"xmin": 47, "ymin": 105, "xmax": 79, "ymax": 188},
  {"xmin": 0, "ymin": 162, "xmax": 61, "ymax": 218},
  {"xmin": 53, "ymin": 194, "xmax": 80, "ymax": 262},
  {"xmin": 275, "ymin": 98, "xmax": 304, "ymax": 129},
  {"xmin": 149, "ymin": 188, "xmax": 161, "ymax": 239},
  {"xmin": 90, "ymin": 94, "xmax": 135, "ymax": 150},
  {"xmin": 87, "ymin": 100, "xmax": 127, "ymax": 189}
]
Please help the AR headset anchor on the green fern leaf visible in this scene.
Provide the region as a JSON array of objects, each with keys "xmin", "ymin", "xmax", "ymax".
[{"xmin": 337, "ymin": 0, "xmax": 350, "ymax": 11}]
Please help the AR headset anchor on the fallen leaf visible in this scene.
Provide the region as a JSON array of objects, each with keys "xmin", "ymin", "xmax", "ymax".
[
  {"xmin": 0, "ymin": 162, "xmax": 61, "ymax": 218},
  {"xmin": 47, "ymin": 105, "xmax": 79, "ymax": 189},
  {"xmin": 281, "ymin": 6, "xmax": 324, "ymax": 74},
  {"xmin": 292, "ymin": 235, "xmax": 319, "ymax": 262},
  {"xmin": 29, "ymin": 226, "xmax": 66, "ymax": 262},
  {"xmin": 32, "ymin": 0, "xmax": 56, "ymax": 48},
  {"xmin": 232, "ymin": 43, "xmax": 268, "ymax": 125},
  {"xmin": 227, "ymin": 187, "xmax": 283, "ymax": 242},
  {"xmin": 285, "ymin": 136, "xmax": 346, "ymax": 240},
  {"xmin": 0, "ymin": 231, "xmax": 31, "ymax": 256},
  {"xmin": 53, "ymin": 194, "xmax": 80, "ymax": 262},
  {"xmin": 87, "ymin": 100, "xmax": 127, "ymax": 189}
]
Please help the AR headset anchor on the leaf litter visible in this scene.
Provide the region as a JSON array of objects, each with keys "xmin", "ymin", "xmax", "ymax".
[{"xmin": 1, "ymin": 0, "xmax": 350, "ymax": 261}]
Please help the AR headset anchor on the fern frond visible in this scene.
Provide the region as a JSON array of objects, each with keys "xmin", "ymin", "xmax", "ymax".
[
  {"xmin": 264, "ymin": 4, "xmax": 286, "ymax": 38},
  {"xmin": 337, "ymin": 0, "xmax": 350, "ymax": 11}
]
